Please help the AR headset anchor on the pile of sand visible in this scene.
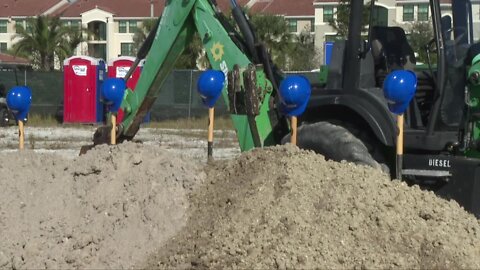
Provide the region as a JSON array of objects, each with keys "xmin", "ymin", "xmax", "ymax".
[
  {"xmin": 146, "ymin": 145, "xmax": 480, "ymax": 269},
  {"xmin": 0, "ymin": 142, "xmax": 205, "ymax": 269},
  {"xmin": 1, "ymin": 143, "xmax": 479, "ymax": 269}
]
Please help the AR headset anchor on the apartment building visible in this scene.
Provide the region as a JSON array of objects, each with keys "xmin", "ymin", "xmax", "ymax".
[
  {"xmin": 0, "ymin": 0, "xmax": 69, "ymax": 54},
  {"xmin": 0, "ymin": 0, "xmax": 163, "ymax": 61},
  {"xmin": 0, "ymin": 0, "xmax": 315, "ymax": 66},
  {"xmin": 248, "ymin": 0, "xmax": 316, "ymax": 34},
  {"xmin": 52, "ymin": 0, "xmax": 163, "ymax": 61},
  {"xmin": 314, "ymin": 1, "xmax": 480, "ymax": 55}
]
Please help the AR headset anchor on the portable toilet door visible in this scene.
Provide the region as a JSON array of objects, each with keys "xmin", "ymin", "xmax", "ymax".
[
  {"xmin": 324, "ymin": 42, "xmax": 334, "ymax": 66},
  {"xmin": 107, "ymin": 56, "xmax": 145, "ymax": 123},
  {"xmin": 63, "ymin": 56, "xmax": 105, "ymax": 123}
]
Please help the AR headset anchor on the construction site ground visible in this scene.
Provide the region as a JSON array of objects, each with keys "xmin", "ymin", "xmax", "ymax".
[{"xmin": 0, "ymin": 126, "xmax": 479, "ymax": 269}]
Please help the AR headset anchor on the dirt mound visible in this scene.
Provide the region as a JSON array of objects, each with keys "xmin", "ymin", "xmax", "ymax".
[
  {"xmin": 1, "ymin": 142, "xmax": 479, "ymax": 269},
  {"xmin": 146, "ymin": 145, "xmax": 480, "ymax": 269},
  {"xmin": 0, "ymin": 142, "xmax": 205, "ymax": 269}
]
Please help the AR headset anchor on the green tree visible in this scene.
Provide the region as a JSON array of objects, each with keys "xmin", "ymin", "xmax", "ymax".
[
  {"xmin": 175, "ymin": 33, "xmax": 206, "ymax": 69},
  {"xmin": 132, "ymin": 18, "xmax": 158, "ymax": 53},
  {"xmin": 249, "ymin": 14, "xmax": 292, "ymax": 69},
  {"xmin": 12, "ymin": 16, "xmax": 86, "ymax": 71},
  {"xmin": 133, "ymin": 18, "xmax": 206, "ymax": 69},
  {"xmin": 328, "ymin": 0, "xmax": 370, "ymax": 38},
  {"xmin": 408, "ymin": 21, "xmax": 434, "ymax": 63},
  {"xmin": 287, "ymin": 29, "xmax": 319, "ymax": 71}
]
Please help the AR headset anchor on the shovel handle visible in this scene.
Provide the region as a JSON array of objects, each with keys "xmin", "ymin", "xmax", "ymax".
[
  {"xmin": 396, "ymin": 114, "xmax": 404, "ymax": 179},
  {"xmin": 18, "ymin": 120, "xmax": 24, "ymax": 150},
  {"xmin": 290, "ymin": 116, "xmax": 297, "ymax": 145},
  {"xmin": 208, "ymin": 108, "xmax": 214, "ymax": 157},
  {"xmin": 111, "ymin": 114, "xmax": 116, "ymax": 145}
]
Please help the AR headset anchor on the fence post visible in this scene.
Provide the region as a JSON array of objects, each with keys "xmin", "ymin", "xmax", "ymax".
[{"xmin": 188, "ymin": 70, "xmax": 193, "ymax": 119}]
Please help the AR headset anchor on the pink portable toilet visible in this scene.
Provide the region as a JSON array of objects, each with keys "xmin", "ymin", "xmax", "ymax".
[
  {"xmin": 107, "ymin": 57, "xmax": 145, "ymax": 123},
  {"xmin": 63, "ymin": 56, "xmax": 106, "ymax": 123}
]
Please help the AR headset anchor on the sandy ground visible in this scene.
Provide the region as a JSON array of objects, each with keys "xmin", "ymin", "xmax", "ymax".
[
  {"xmin": 0, "ymin": 126, "xmax": 241, "ymax": 160},
  {"xmin": 1, "ymin": 127, "xmax": 480, "ymax": 269}
]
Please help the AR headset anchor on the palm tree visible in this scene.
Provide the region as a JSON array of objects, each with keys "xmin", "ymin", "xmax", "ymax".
[
  {"xmin": 133, "ymin": 18, "xmax": 206, "ymax": 69},
  {"xmin": 12, "ymin": 15, "xmax": 86, "ymax": 71},
  {"xmin": 132, "ymin": 18, "xmax": 158, "ymax": 54}
]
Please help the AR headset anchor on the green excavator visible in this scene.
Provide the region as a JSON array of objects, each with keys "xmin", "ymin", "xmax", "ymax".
[{"xmin": 86, "ymin": 0, "xmax": 480, "ymax": 218}]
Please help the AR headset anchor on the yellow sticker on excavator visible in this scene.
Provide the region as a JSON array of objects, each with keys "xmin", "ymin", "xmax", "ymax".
[{"xmin": 211, "ymin": 42, "xmax": 224, "ymax": 62}]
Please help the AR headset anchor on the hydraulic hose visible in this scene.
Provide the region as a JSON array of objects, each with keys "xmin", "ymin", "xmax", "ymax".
[
  {"xmin": 207, "ymin": 0, "xmax": 248, "ymax": 53},
  {"xmin": 137, "ymin": 18, "xmax": 161, "ymax": 60},
  {"xmin": 230, "ymin": 1, "xmax": 260, "ymax": 63},
  {"xmin": 123, "ymin": 17, "xmax": 161, "ymax": 82}
]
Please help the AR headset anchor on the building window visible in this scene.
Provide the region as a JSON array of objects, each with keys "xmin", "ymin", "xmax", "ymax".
[
  {"xmin": 128, "ymin": 20, "xmax": 137, "ymax": 33},
  {"xmin": 288, "ymin": 19, "xmax": 297, "ymax": 33},
  {"xmin": 0, "ymin": 43, "xmax": 7, "ymax": 53},
  {"xmin": 15, "ymin": 20, "xmax": 24, "ymax": 33},
  {"xmin": 15, "ymin": 20, "xmax": 32, "ymax": 33},
  {"xmin": 309, "ymin": 19, "xmax": 315, "ymax": 32},
  {"xmin": 372, "ymin": 6, "xmax": 388, "ymax": 26},
  {"xmin": 323, "ymin": 6, "xmax": 334, "ymax": 22},
  {"xmin": 119, "ymin": 21, "xmax": 127, "ymax": 33},
  {"xmin": 121, "ymin": 43, "xmax": 134, "ymax": 56},
  {"xmin": 71, "ymin": 20, "xmax": 80, "ymax": 29},
  {"xmin": 119, "ymin": 20, "xmax": 137, "ymax": 33},
  {"xmin": 403, "ymin": 5, "xmax": 414, "ymax": 21},
  {"xmin": 418, "ymin": 4, "xmax": 429, "ymax": 21},
  {"xmin": 63, "ymin": 20, "xmax": 81, "ymax": 29},
  {"xmin": 0, "ymin": 21, "xmax": 6, "ymax": 33}
]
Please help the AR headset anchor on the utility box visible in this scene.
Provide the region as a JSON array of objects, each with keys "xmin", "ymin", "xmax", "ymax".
[
  {"xmin": 63, "ymin": 56, "xmax": 105, "ymax": 123},
  {"xmin": 107, "ymin": 56, "xmax": 147, "ymax": 123}
]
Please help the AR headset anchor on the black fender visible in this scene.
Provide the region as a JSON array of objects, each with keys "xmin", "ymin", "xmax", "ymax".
[{"xmin": 304, "ymin": 88, "xmax": 397, "ymax": 147}]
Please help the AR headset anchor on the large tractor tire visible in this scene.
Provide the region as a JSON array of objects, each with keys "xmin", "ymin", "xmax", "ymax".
[{"xmin": 282, "ymin": 121, "xmax": 387, "ymax": 172}]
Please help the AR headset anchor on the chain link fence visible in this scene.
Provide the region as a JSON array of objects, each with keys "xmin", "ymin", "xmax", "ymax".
[
  {"xmin": 0, "ymin": 69, "xmax": 321, "ymax": 122},
  {"xmin": 0, "ymin": 69, "xmax": 64, "ymax": 117}
]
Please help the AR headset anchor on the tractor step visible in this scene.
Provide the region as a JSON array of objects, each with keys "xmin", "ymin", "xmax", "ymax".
[{"xmin": 402, "ymin": 169, "xmax": 452, "ymax": 178}]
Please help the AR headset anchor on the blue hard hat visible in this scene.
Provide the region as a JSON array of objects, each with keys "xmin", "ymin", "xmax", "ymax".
[
  {"xmin": 279, "ymin": 75, "xmax": 311, "ymax": 117},
  {"xmin": 197, "ymin": 70, "xmax": 225, "ymax": 108},
  {"xmin": 383, "ymin": 70, "xmax": 417, "ymax": 114},
  {"xmin": 102, "ymin": 78, "xmax": 126, "ymax": 112},
  {"xmin": 6, "ymin": 86, "xmax": 32, "ymax": 121}
]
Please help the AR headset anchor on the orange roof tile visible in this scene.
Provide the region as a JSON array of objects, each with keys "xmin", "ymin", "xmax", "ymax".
[
  {"xmin": 0, "ymin": 0, "xmax": 64, "ymax": 17},
  {"xmin": 57, "ymin": 0, "xmax": 164, "ymax": 18},
  {"xmin": 250, "ymin": 0, "xmax": 314, "ymax": 16},
  {"xmin": 213, "ymin": 0, "xmax": 250, "ymax": 13},
  {"xmin": 0, "ymin": 53, "xmax": 30, "ymax": 66}
]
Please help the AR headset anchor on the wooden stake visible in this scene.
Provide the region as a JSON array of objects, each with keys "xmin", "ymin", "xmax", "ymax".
[
  {"xmin": 207, "ymin": 107, "xmax": 214, "ymax": 158},
  {"xmin": 111, "ymin": 114, "xmax": 116, "ymax": 145},
  {"xmin": 18, "ymin": 120, "xmax": 24, "ymax": 150},
  {"xmin": 290, "ymin": 116, "xmax": 297, "ymax": 145},
  {"xmin": 396, "ymin": 114, "xmax": 404, "ymax": 180}
]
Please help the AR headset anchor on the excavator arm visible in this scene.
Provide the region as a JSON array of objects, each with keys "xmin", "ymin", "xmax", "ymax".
[{"xmin": 89, "ymin": 0, "xmax": 286, "ymax": 152}]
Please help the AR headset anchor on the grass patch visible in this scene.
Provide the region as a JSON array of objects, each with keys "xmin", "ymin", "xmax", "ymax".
[
  {"xmin": 147, "ymin": 115, "xmax": 234, "ymax": 130},
  {"xmin": 27, "ymin": 114, "xmax": 59, "ymax": 127},
  {"xmin": 23, "ymin": 114, "xmax": 236, "ymax": 130}
]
